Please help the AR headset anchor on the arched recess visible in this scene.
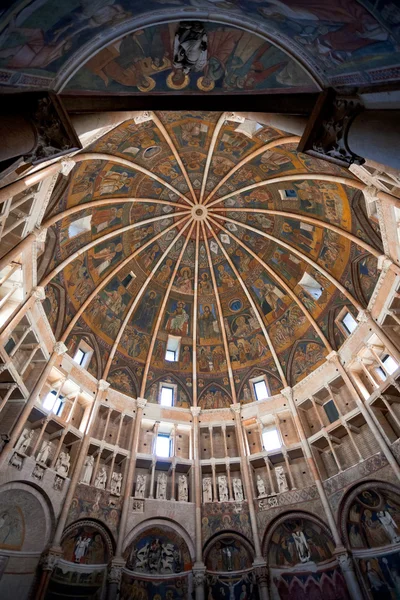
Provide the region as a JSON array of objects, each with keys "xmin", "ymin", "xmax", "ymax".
[
  {"xmin": 108, "ymin": 365, "xmax": 138, "ymax": 399},
  {"xmin": 60, "ymin": 518, "xmax": 115, "ymax": 564},
  {"xmin": 122, "ymin": 517, "xmax": 194, "ymax": 572},
  {"xmin": 327, "ymin": 302, "xmax": 356, "ymax": 351},
  {"xmin": 67, "ymin": 329, "xmax": 103, "ymax": 380},
  {"xmin": 145, "ymin": 372, "xmax": 192, "ymax": 408},
  {"xmin": 42, "ymin": 282, "xmax": 66, "ymax": 341},
  {"xmin": 198, "ymin": 381, "xmax": 232, "ymax": 410},
  {"xmin": 0, "ymin": 481, "xmax": 55, "ymax": 552},
  {"xmin": 286, "ymin": 339, "xmax": 327, "ymax": 387},
  {"xmin": 237, "ymin": 366, "xmax": 283, "ymax": 404},
  {"xmin": 263, "ymin": 511, "xmax": 344, "ymax": 600},
  {"xmin": 203, "ymin": 530, "xmax": 254, "ymax": 572},
  {"xmin": 351, "ymin": 253, "xmax": 379, "ymax": 307},
  {"xmin": 338, "ymin": 480, "xmax": 400, "ymax": 599}
]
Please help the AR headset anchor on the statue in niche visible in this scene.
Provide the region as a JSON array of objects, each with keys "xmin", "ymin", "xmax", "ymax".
[
  {"xmin": 293, "ymin": 527, "xmax": 311, "ymax": 563},
  {"xmin": 218, "ymin": 475, "xmax": 229, "ymax": 502},
  {"xmin": 377, "ymin": 510, "xmax": 400, "ymax": 544},
  {"xmin": 16, "ymin": 429, "xmax": 34, "ymax": 454},
  {"xmin": 135, "ymin": 474, "xmax": 147, "ymax": 498},
  {"xmin": 95, "ymin": 467, "xmax": 107, "ymax": 489},
  {"xmin": 233, "ymin": 478, "xmax": 244, "ymax": 502},
  {"xmin": 256, "ymin": 475, "xmax": 266, "ymax": 497},
  {"xmin": 178, "ymin": 475, "xmax": 188, "ymax": 501},
  {"xmin": 55, "ymin": 451, "xmax": 70, "ymax": 476},
  {"xmin": 37, "ymin": 440, "xmax": 51, "ymax": 464},
  {"xmin": 222, "ymin": 546, "xmax": 234, "ymax": 571},
  {"xmin": 110, "ymin": 472, "xmax": 122, "ymax": 495},
  {"xmin": 275, "ymin": 466, "xmax": 289, "ymax": 493},
  {"xmin": 80, "ymin": 455, "xmax": 94, "ymax": 484},
  {"xmin": 203, "ymin": 477, "xmax": 212, "ymax": 503},
  {"xmin": 156, "ymin": 472, "xmax": 167, "ymax": 500}
]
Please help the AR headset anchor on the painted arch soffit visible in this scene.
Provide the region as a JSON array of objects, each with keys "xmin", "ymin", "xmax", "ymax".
[
  {"xmin": 0, "ymin": 5, "xmax": 399, "ymax": 91},
  {"xmin": 43, "ymin": 110, "xmax": 381, "ymax": 403}
]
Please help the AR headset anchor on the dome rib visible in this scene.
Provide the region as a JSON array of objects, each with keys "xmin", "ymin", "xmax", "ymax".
[
  {"xmin": 140, "ymin": 220, "xmax": 195, "ymax": 397},
  {"xmin": 102, "ymin": 216, "xmax": 192, "ymax": 380},
  {"xmin": 199, "ymin": 112, "xmax": 226, "ymax": 204},
  {"xmin": 210, "ymin": 213, "xmax": 364, "ymax": 313},
  {"xmin": 203, "ymin": 135, "xmax": 300, "ymax": 206},
  {"xmin": 192, "ymin": 222, "xmax": 200, "ymax": 408},
  {"xmin": 59, "ymin": 217, "xmax": 187, "ymax": 345},
  {"xmin": 205, "ymin": 220, "xmax": 287, "ymax": 387},
  {"xmin": 208, "ymin": 216, "xmax": 332, "ymax": 352},
  {"xmin": 201, "ymin": 220, "xmax": 238, "ymax": 404}
]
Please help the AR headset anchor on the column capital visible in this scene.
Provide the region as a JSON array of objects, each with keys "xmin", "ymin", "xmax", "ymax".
[
  {"xmin": 280, "ymin": 386, "xmax": 293, "ymax": 400},
  {"xmin": 33, "ymin": 227, "xmax": 47, "ymax": 243},
  {"xmin": 357, "ymin": 309, "xmax": 371, "ymax": 323},
  {"xmin": 32, "ymin": 286, "xmax": 46, "ymax": 301},
  {"xmin": 326, "ymin": 350, "xmax": 340, "ymax": 363},
  {"xmin": 40, "ymin": 546, "xmax": 63, "ymax": 571},
  {"xmin": 335, "ymin": 551, "xmax": 355, "ymax": 572},
  {"xmin": 363, "ymin": 184, "xmax": 379, "ymax": 204},
  {"xmin": 97, "ymin": 379, "xmax": 110, "ymax": 392},
  {"xmin": 190, "ymin": 406, "xmax": 201, "ymax": 417},
  {"xmin": 60, "ymin": 158, "xmax": 76, "ymax": 176},
  {"xmin": 377, "ymin": 254, "xmax": 393, "ymax": 272},
  {"xmin": 230, "ymin": 403, "xmax": 241, "ymax": 414},
  {"xmin": 53, "ymin": 341, "xmax": 68, "ymax": 355},
  {"xmin": 107, "ymin": 558, "xmax": 125, "ymax": 583},
  {"xmin": 225, "ymin": 112, "xmax": 246, "ymax": 123},
  {"xmin": 192, "ymin": 564, "xmax": 206, "ymax": 587},
  {"xmin": 252, "ymin": 558, "xmax": 268, "ymax": 584},
  {"xmin": 136, "ymin": 397, "xmax": 147, "ymax": 409}
]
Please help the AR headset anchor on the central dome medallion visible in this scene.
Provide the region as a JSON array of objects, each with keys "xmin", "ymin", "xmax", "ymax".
[{"xmin": 45, "ymin": 111, "xmax": 376, "ymax": 410}]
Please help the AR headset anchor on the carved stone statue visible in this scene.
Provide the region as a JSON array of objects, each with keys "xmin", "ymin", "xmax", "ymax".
[
  {"xmin": 110, "ymin": 472, "xmax": 122, "ymax": 495},
  {"xmin": 156, "ymin": 472, "xmax": 167, "ymax": 500},
  {"xmin": 55, "ymin": 451, "xmax": 70, "ymax": 476},
  {"xmin": 203, "ymin": 477, "xmax": 212, "ymax": 503},
  {"xmin": 80, "ymin": 455, "xmax": 94, "ymax": 484},
  {"xmin": 16, "ymin": 429, "xmax": 34, "ymax": 454},
  {"xmin": 275, "ymin": 466, "xmax": 289, "ymax": 493},
  {"xmin": 178, "ymin": 475, "xmax": 188, "ymax": 502},
  {"xmin": 37, "ymin": 440, "xmax": 51, "ymax": 465},
  {"xmin": 95, "ymin": 467, "xmax": 107, "ymax": 489},
  {"xmin": 256, "ymin": 474, "xmax": 266, "ymax": 497},
  {"xmin": 218, "ymin": 475, "xmax": 229, "ymax": 502},
  {"xmin": 233, "ymin": 478, "xmax": 244, "ymax": 502},
  {"xmin": 135, "ymin": 474, "xmax": 147, "ymax": 498}
]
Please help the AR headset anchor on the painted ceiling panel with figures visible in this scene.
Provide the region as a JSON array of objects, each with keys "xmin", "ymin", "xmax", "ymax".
[{"xmin": 41, "ymin": 110, "xmax": 382, "ymax": 405}]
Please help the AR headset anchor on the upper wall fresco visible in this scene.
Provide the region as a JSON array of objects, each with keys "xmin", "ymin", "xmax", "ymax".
[{"xmin": 0, "ymin": 2, "xmax": 399, "ymax": 91}]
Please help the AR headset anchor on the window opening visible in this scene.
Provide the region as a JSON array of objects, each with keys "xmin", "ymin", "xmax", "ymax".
[
  {"xmin": 299, "ymin": 272, "xmax": 323, "ymax": 300},
  {"xmin": 342, "ymin": 311, "xmax": 358, "ymax": 335},
  {"xmin": 74, "ymin": 347, "xmax": 86, "ymax": 366},
  {"xmin": 68, "ymin": 215, "xmax": 92, "ymax": 238},
  {"xmin": 165, "ymin": 336, "xmax": 180, "ymax": 362},
  {"xmin": 253, "ymin": 380, "xmax": 269, "ymax": 401},
  {"xmin": 382, "ymin": 354, "xmax": 398, "ymax": 375},
  {"xmin": 323, "ymin": 399, "xmax": 339, "ymax": 423},
  {"xmin": 262, "ymin": 428, "xmax": 281, "ymax": 451},
  {"xmin": 43, "ymin": 390, "xmax": 64, "ymax": 415},
  {"xmin": 156, "ymin": 434, "xmax": 171, "ymax": 457},
  {"xmin": 160, "ymin": 386, "xmax": 174, "ymax": 407}
]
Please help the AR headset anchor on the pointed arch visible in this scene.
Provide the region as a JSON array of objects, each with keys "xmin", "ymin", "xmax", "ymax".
[
  {"xmin": 286, "ymin": 338, "xmax": 327, "ymax": 387},
  {"xmin": 108, "ymin": 365, "xmax": 139, "ymax": 399},
  {"xmin": 198, "ymin": 382, "xmax": 232, "ymax": 410}
]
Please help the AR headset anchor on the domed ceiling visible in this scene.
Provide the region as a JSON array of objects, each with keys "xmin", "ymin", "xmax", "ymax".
[{"xmin": 41, "ymin": 111, "xmax": 382, "ymax": 408}]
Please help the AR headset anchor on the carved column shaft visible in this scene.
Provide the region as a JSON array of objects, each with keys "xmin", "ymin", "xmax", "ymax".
[
  {"xmin": 0, "ymin": 342, "xmax": 67, "ymax": 469},
  {"xmin": 191, "ymin": 407, "xmax": 204, "ymax": 566},
  {"xmin": 281, "ymin": 387, "xmax": 343, "ymax": 548},
  {"xmin": 115, "ymin": 398, "xmax": 146, "ymax": 557},
  {"xmin": 51, "ymin": 379, "xmax": 109, "ymax": 547}
]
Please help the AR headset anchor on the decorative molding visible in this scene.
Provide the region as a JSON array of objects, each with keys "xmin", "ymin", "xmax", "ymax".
[
  {"xmin": 225, "ymin": 112, "xmax": 246, "ymax": 123},
  {"xmin": 134, "ymin": 111, "xmax": 152, "ymax": 124},
  {"xmin": 60, "ymin": 159, "xmax": 76, "ymax": 176}
]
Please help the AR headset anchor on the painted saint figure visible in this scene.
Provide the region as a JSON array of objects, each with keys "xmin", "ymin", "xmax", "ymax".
[
  {"xmin": 377, "ymin": 510, "xmax": 400, "ymax": 544},
  {"xmin": 292, "ymin": 528, "xmax": 311, "ymax": 563}
]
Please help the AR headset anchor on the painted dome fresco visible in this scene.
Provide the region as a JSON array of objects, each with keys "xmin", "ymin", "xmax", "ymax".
[{"xmin": 40, "ymin": 111, "xmax": 382, "ymax": 407}]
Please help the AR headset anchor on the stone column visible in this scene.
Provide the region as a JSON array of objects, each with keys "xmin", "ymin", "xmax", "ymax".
[
  {"xmin": 106, "ymin": 559, "xmax": 124, "ymax": 600},
  {"xmin": 336, "ymin": 552, "xmax": 364, "ymax": 600},
  {"xmin": 191, "ymin": 406, "xmax": 206, "ymax": 596},
  {"xmin": 51, "ymin": 379, "xmax": 110, "ymax": 547},
  {"xmin": 115, "ymin": 397, "xmax": 147, "ymax": 558},
  {"xmin": 0, "ymin": 340, "xmax": 67, "ymax": 469},
  {"xmin": 148, "ymin": 458, "xmax": 157, "ymax": 499},
  {"xmin": 211, "ymin": 462, "xmax": 218, "ymax": 501},
  {"xmin": 170, "ymin": 463, "xmax": 176, "ymax": 501},
  {"xmin": 36, "ymin": 547, "xmax": 63, "ymax": 600},
  {"xmin": 226, "ymin": 462, "xmax": 234, "ymax": 501},
  {"xmin": 192, "ymin": 567, "xmax": 206, "ymax": 600},
  {"xmin": 230, "ymin": 404, "xmax": 269, "ymax": 599},
  {"xmin": 253, "ymin": 563, "xmax": 270, "ymax": 600},
  {"xmin": 328, "ymin": 351, "xmax": 400, "ymax": 480},
  {"xmin": 280, "ymin": 387, "xmax": 344, "ymax": 549}
]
